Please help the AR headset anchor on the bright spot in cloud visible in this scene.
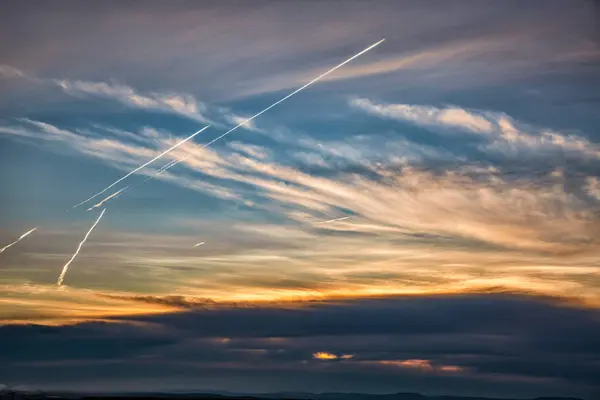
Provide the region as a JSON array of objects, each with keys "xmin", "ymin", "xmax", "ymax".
[
  {"xmin": 313, "ymin": 352, "xmax": 354, "ymax": 360},
  {"xmin": 379, "ymin": 359, "xmax": 465, "ymax": 373},
  {"xmin": 313, "ymin": 352, "xmax": 339, "ymax": 360}
]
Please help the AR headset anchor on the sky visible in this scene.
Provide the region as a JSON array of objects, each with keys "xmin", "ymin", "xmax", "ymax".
[{"xmin": 0, "ymin": 0, "xmax": 600, "ymax": 397}]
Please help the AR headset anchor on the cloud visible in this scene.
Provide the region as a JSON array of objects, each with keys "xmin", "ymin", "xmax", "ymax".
[
  {"xmin": 54, "ymin": 79, "xmax": 211, "ymax": 123},
  {"xmin": 228, "ymin": 39, "xmax": 497, "ymax": 99},
  {"xmin": 1, "ymin": 64, "xmax": 214, "ymax": 124},
  {"xmin": 586, "ymin": 177, "xmax": 600, "ymax": 202},
  {"xmin": 313, "ymin": 352, "xmax": 354, "ymax": 361},
  {"xmin": 351, "ymin": 98, "xmax": 494, "ymax": 134},
  {"xmin": 2, "ymin": 1, "xmax": 596, "ymax": 102},
  {"xmin": 230, "ymin": 158, "xmax": 600, "ymax": 254},
  {"xmin": 0, "ymin": 294, "xmax": 598, "ymax": 396},
  {"xmin": 224, "ymin": 113, "xmax": 261, "ymax": 133},
  {"xmin": 228, "ymin": 142, "xmax": 268, "ymax": 160},
  {"xmin": 351, "ymin": 98, "xmax": 600, "ymax": 160},
  {"xmin": 0, "ymin": 64, "xmax": 28, "ymax": 79},
  {"xmin": 3, "ymin": 114, "xmax": 600, "ymax": 309},
  {"xmin": 0, "ymin": 283, "xmax": 177, "ymax": 325},
  {"xmin": 313, "ymin": 352, "xmax": 339, "ymax": 360},
  {"xmin": 377, "ymin": 359, "xmax": 465, "ymax": 373}
]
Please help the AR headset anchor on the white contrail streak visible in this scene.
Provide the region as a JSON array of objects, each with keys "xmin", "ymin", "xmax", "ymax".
[
  {"xmin": 88, "ymin": 157, "xmax": 182, "ymax": 206},
  {"xmin": 0, "ymin": 228, "xmax": 37, "ymax": 254},
  {"xmin": 318, "ymin": 216, "xmax": 350, "ymax": 224},
  {"xmin": 57, "ymin": 208, "xmax": 106, "ymax": 286},
  {"xmin": 161, "ymin": 39, "xmax": 385, "ymax": 174},
  {"xmin": 86, "ymin": 186, "xmax": 129, "ymax": 211},
  {"xmin": 157, "ymin": 159, "xmax": 178, "ymax": 173},
  {"xmin": 72, "ymin": 125, "xmax": 211, "ymax": 209},
  {"xmin": 192, "ymin": 241, "xmax": 205, "ymax": 248}
]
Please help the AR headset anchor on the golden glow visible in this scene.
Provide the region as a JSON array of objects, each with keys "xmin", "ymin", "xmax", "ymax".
[
  {"xmin": 379, "ymin": 359, "xmax": 465, "ymax": 373},
  {"xmin": 313, "ymin": 352, "xmax": 339, "ymax": 360},
  {"xmin": 381, "ymin": 359, "xmax": 433, "ymax": 369},
  {"xmin": 0, "ymin": 284, "xmax": 179, "ymax": 325},
  {"xmin": 1, "ymin": 274, "xmax": 599, "ymax": 326}
]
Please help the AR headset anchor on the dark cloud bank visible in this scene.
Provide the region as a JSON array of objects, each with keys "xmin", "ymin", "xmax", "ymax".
[{"xmin": 1, "ymin": 294, "xmax": 599, "ymax": 399}]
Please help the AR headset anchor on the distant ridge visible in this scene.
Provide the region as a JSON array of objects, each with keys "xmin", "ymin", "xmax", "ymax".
[{"xmin": 0, "ymin": 388, "xmax": 586, "ymax": 400}]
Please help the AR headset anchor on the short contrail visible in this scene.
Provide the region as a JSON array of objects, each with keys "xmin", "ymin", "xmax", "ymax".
[
  {"xmin": 192, "ymin": 242, "xmax": 205, "ymax": 248},
  {"xmin": 87, "ymin": 186, "xmax": 129, "ymax": 211},
  {"xmin": 160, "ymin": 39, "xmax": 385, "ymax": 174},
  {"xmin": 318, "ymin": 216, "xmax": 350, "ymax": 224},
  {"xmin": 57, "ymin": 208, "xmax": 106, "ymax": 286},
  {"xmin": 72, "ymin": 125, "xmax": 211, "ymax": 209},
  {"xmin": 85, "ymin": 157, "xmax": 182, "ymax": 207},
  {"xmin": 0, "ymin": 228, "xmax": 37, "ymax": 254},
  {"xmin": 157, "ymin": 159, "xmax": 178, "ymax": 173}
]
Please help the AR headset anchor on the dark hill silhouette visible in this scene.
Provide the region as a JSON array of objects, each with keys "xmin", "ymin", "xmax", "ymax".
[{"xmin": 0, "ymin": 388, "xmax": 586, "ymax": 400}]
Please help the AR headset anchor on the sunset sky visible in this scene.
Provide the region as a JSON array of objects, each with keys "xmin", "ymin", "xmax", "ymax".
[{"xmin": 1, "ymin": 1, "xmax": 599, "ymax": 398}]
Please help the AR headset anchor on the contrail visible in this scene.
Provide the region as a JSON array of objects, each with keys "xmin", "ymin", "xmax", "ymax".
[
  {"xmin": 100, "ymin": 158, "xmax": 180, "ymax": 202},
  {"xmin": 318, "ymin": 216, "xmax": 350, "ymax": 224},
  {"xmin": 72, "ymin": 125, "xmax": 211, "ymax": 209},
  {"xmin": 72, "ymin": 39, "xmax": 384, "ymax": 209},
  {"xmin": 57, "ymin": 208, "xmax": 106, "ymax": 286},
  {"xmin": 87, "ymin": 186, "xmax": 129, "ymax": 211},
  {"xmin": 160, "ymin": 39, "xmax": 385, "ymax": 174},
  {"xmin": 0, "ymin": 228, "xmax": 37, "ymax": 254},
  {"xmin": 192, "ymin": 241, "xmax": 205, "ymax": 248},
  {"xmin": 157, "ymin": 159, "xmax": 178, "ymax": 173},
  {"xmin": 83, "ymin": 157, "xmax": 182, "ymax": 208}
]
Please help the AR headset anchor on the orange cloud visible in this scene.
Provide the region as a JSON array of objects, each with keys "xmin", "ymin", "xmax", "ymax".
[
  {"xmin": 313, "ymin": 352, "xmax": 354, "ymax": 360},
  {"xmin": 380, "ymin": 359, "xmax": 465, "ymax": 373},
  {"xmin": 313, "ymin": 352, "xmax": 339, "ymax": 360}
]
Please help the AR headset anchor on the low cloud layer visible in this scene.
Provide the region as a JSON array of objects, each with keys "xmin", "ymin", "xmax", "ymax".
[{"xmin": 1, "ymin": 294, "xmax": 598, "ymax": 398}]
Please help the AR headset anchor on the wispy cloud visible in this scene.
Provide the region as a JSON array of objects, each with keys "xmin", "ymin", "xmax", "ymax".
[
  {"xmin": 3, "ymin": 115, "xmax": 599, "ymax": 256},
  {"xmin": 0, "ymin": 64, "xmax": 29, "ymax": 79},
  {"xmin": 227, "ymin": 142, "xmax": 268, "ymax": 160},
  {"xmin": 2, "ymin": 106, "xmax": 600, "ymax": 309},
  {"xmin": 352, "ymin": 98, "xmax": 600, "ymax": 160},
  {"xmin": 586, "ymin": 177, "xmax": 600, "ymax": 202},
  {"xmin": 351, "ymin": 98, "xmax": 495, "ymax": 134},
  {"xmin": 54, "ymin": 79, "xmax": 212, "ymax": 123},
  {"xmin": 376, "ymin": 359, "xmax": 465, "ymax": 373},
  {"xmin": 0, "ymin": 283, "xmax": 178, "ymax": 325},
  {"xmin": 223, "ymin": 113, "xmax": 262, "ymax": 133},
  {"xmin": 1, "ymin": 64, "xmax": 218, "ymax": 124}
]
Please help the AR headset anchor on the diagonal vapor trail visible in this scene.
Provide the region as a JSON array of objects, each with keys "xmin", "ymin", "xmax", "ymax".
[
  {"xmin": 318, "ymin": 216, "xmax": 350, "ymax": 224},
  {"xmin": 72, "ymin": 125, "xmax": 211, "ymax": 209},
  {"xmin": 159, "ymin": 39, "xmax": 385, "ymax": 175},
  {"xmin": 157, "ymin": 159, "xmax": 179, "ymax": 173},
  {"xmin": 94, "ymin": 157, "xmax": 181, "ymax": 205},
  {"xmin": 57, "ymin": 208, "xmax": 106, "ymax": 286},
  {"xmin": 0, "ymin": 228, "xmax": 37, "ymax": 254},
  {"xmin": 87, "ymin": 186, "xmax": 129, "ymax": 211},
  {"xmin": 192, "ymin": 241, "xmax": 205, "ymax": 248},
  {"xmin": 69, "ymin": 39, "xmax": 384, "ymax": 211},
  {"xmin": 80, "ymin": 156, "xmax": 185, "ymax": 210}
]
